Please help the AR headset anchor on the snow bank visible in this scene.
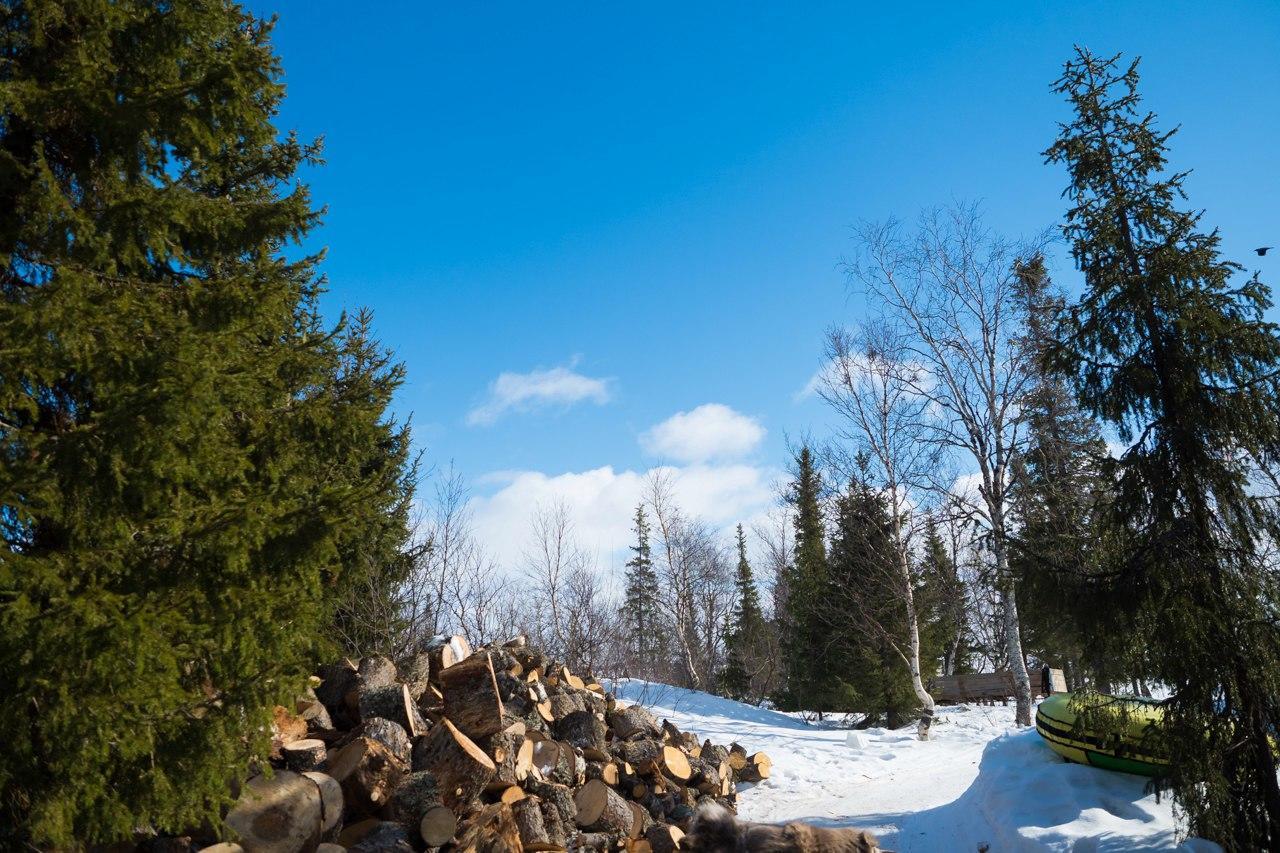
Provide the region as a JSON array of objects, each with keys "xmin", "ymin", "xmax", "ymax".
[{"xmin": 608, "ymin": 680, "xmax": 1217, "ymax": 852}]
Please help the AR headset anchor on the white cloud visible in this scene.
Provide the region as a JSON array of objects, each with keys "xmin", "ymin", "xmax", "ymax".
[
  {"xmin": 469, "ymin": 462, "xmax": 779, "ymax": 570},
  {"xmin": 467, "ymin": 362, "xmax": 612, "ymax": 426},
  {"xmin": 640, "ymin": 403, "xmax": 765, "ymax": 463}
]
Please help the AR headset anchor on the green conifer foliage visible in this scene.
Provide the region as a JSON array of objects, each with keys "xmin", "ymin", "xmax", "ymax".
[
  {"xmin": 1006, "ymin": 257, "xmax": 1126, "ymax": 690},
  {"xmin": 826, "ymin": 473, "xmax": 916, "ymax": 725},
  {"xmin": 779, "ymin": 445, "xmax": 830, "ymax": 711},
  {"xmin": 0, "ymin": 3, "xmax": 414, "ymax": 844},
  {"xmin": 621, "ymin": 505, "xmax": 665, "ymax": 678},
  {"xmin": 1045, "ymin": 48, "xmax": 1280, "ymax": 847},
  {"xmin": 720, "ymin": 524, "xmax": 768, "ymax": 701}
]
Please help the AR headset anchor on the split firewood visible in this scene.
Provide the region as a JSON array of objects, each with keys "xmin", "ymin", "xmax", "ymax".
[
  {"xmin": 349, "ymin": 716, "xmax": 412, "ymax": 764},
  {"xmin": 548, "ymin": 692, "xmax": 585, "ymax": 721},
  {"xmin": 296, "ymin": 691, "xmax": 335, "ymax": 732},
  {"xmin": 359, "ymin": 683, "xmax": 427, "ymax": 738},
  {"xmin": 301, "ymin": 771, "xmax": 343, "ymax": 841},
  {"xmin": 498, "ymin": 785, "xmax": 527, "ymax": 805},
  {"xmin": 644, "ymin": 823, "xmax": 685, "ymax": 853},
  {"xmin": 411, "ymin": 717, "xmax": 497, "ymax": 809},
  {"xmin": 574, "ymin": 831, "xmax": 616, "ymax": 850},
  {"xmin": 315, "ymin": 660, "xmax": 360, "ymax": 728},
  {"xmin": 512, "ymin": 795, "xmax": 552, "ymax": 849},
  {"xmin": 398, "ymin": 651, "xmax": 432, "ymax": 701},
  {"xmin": 605, "ymin": 705, "xmax": 660, "ymax": 740},
  {"xmin": 574, "ymin": 778, "xmax": 634, "ymax": 835},
  {"xmin": 283, "ymin": 738, "xmax": 328, "ymax": 772},
  {"xmin": 736, "ymin": 752, "xmax": 771, "ymax": 783},
  {"xmin": 524, "ymin": 778, "xmax": 577, "ymax": 827},
  {"xmin": 347, "ymin": 820, "xmax": 415, "ymax": 853},
  {"xmin": 440, "ymin": 651, "xmax": 506, "ymax": 739},
  {"xmin": 357, "ymin": 655, "xmax": 399, "ymax": 692},
  {"xmin": 329, "ymin": 736, "xmax": 405, "ymax": 817},
  {"xmin": 584, "ymin": 761, "xmax": 619, "ymax": 787},
  {"xmin": 625, "ymin": 801, "xmax": 652, "ymax": 839},
  {"xmin": 553, "ymin": 710, "xmax": 606, "ymax": 752},
  {"xmin": 539, "ymin": 797, "xmax": 568, "ymax": 848},
  {"xmin": 316, "ymin": 845, "xmax": 344, "ymax": 853},
  {"xmin": 425, "ymin": 634, "xmax": 473, "ymax": 682},
  {"xmin": 337, "ymin": 818, "xmax": 381, "ymax": 847},
  {"xmin": 484, "ymin": 720, "xmax": 532, "ymax": 789},
  {"xmin": 726, "ymin": 743, "xmax": 748, "ymax": 772},
  {"xmin": 224, "ymin": 770, "xmax": 325, "ymax": 853},
  {"xmin": 201, "ymin": 844, "xmax": 243, "ymax": 853},
  {"xmin": 455, "ymin": 802, "xmax": 522, "ymax": 853}
]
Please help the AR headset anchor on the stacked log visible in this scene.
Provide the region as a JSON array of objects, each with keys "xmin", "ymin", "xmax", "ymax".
[{"xmin": 215, "ymin": 636, "xmax": 769, "ymax": 852}]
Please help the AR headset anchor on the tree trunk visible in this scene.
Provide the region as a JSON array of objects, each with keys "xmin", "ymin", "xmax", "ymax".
[{"xmin": 1000, "ymin": 578, "xmax": 1033, "ymax": 726}]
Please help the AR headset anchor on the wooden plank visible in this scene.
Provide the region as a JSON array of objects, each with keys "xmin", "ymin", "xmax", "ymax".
[{"xmin": 928, "ymin": 671, "xmax": 1016, "ymax": 702}]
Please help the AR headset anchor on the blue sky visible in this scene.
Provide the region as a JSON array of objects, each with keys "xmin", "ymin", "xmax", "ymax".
[{"xmin": 249, "ymin": 1, "xmax": 1280, "ymax": 567}]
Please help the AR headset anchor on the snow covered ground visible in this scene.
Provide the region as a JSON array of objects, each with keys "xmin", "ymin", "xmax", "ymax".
[{"xmin": 609, "ymin": 680, "xmax": 1218, "ymax": 853}]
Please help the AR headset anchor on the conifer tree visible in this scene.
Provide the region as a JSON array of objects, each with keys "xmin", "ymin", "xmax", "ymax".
[
  {"xmin": 721, "ymin": 524, "xmax": 767, "ymax": 701},
  {"xmin": 0, "ymin": 3, "xmax": 414, "ymax": 844},
  {"xmin": 1045, "ymin": 48, "xmax": 1280, "ymax": 846},
  {"xmin": 621, "ymin": 504, "xmax": 664, "ymax": 678},
  {"xmin": 1007, "ymin": 257, "xmax": 1124, "ymax": 690},
  {"xmin": 826, "ymin": 472, "xmax": 915, "ymax": 725},
  {"xmin": 916, "ymin": 516, "xmax": 967, "ymax": 678},
  {"xmin": 779, "ymin": 445, "xmax": 829, "ymax": 711}
]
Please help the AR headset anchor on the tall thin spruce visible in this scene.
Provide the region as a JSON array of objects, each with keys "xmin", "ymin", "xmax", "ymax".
[{"xmin": 1045, "ymin": 47, "xmax": 1280, "ymax": 847}]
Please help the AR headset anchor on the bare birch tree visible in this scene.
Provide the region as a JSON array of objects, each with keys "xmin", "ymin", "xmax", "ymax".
[
  {"xmin": 848, "ymin": 204, "xmax": 1043, "ymax": 725},
  {"xmin": 819, "ymin": 322, "xmax": 940, "ymax": 739},
  {"xmin": 523, "ymin": 501, "xmax": 619, "ymax": 675}
]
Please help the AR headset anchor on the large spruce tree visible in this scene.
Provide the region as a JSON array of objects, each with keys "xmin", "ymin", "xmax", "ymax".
[
  {"xmin": 826, "ymin": 472, "xmax": 915, "ymax": 726},
  {"xmin": 0, "ymin": 3, "xmax": 414, "ymax": 845},
  {"xmin": 779, "ymin": 445, "xmax": 830, "ymax": 711},
  {"xmin": 720, "ymin": 524, "xmax": 768, "ymax": 701},
  {"xmin": 1045, "ymin": 48, "xmax": 1280, "ymax": 847}
]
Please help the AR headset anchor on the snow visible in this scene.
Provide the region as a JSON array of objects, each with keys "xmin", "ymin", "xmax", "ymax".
[{"xmin": 608, "ymin": 680, "xmax": 1219, "ymax": 852}]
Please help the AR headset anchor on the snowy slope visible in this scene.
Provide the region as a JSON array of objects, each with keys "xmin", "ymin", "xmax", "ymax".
[{"xmin": 609, "ymin": 680, "xmax": 1219, "ymax": 853}]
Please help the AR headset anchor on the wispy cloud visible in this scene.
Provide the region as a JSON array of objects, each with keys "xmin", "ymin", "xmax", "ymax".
[
  {"xmin": 640, "ymin": 403, "xmax": 765, "ymax": 463},
  {"xmin": 467, "ymin": 361, "xmax": 612, "ymax": 426}
]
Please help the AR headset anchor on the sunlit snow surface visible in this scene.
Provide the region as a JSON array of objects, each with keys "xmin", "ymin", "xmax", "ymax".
[{"xmin": 607, "ymin": 680, "xmax": 1218, "ymax": 853}]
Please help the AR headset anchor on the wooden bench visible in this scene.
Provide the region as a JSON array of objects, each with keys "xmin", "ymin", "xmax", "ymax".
[{"xmin": 928, "ymin": 667, "xmax": 1066, "ymax": 704}]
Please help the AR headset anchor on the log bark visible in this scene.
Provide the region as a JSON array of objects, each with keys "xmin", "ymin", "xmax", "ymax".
[
  {"xmin": 329, "ymin": 736, "xmax": 405, "ymax": 817},
  {"xmin": 359, "ymin": 683, "xmax": 427, "ymax": 738},
  {"xmin": 644, "ymin": 824, "xmax": 684, "ymax": 853},
  {"xmin": 347, "ymin": 821, "xmax": 415, "ymax": 853},
  {"xmin": 426, "ymin": 634, "xmax": 473, "ymax": 682},
  {"xmin": 524, "ymin": 778, "xmax": 576, "ymax": 828},
  {"xmin": 539, "ymin": 798, "xmax": 567, "ymax": 848},
  {"xmin": 396, "ymin": 651, "xmax": 432, "ymax": 702},
  {"xmin": 441, "ymin": 651, "xmax": 506, "ymax": 739},
  {"xmin": 547, "ymin": 692, "xmax": 584, "ymax": 721},
  {"xmin": 357, "ymin": 655, "xmax": 399, "ymax": 691},
  {"xmin": 455, "ymin": 802, "xmax": 522, "ymax": 853},
  {"xmin": 387, "ymin": 770, "xmax": 445, "ymax": 828},
  {"xmin": 315, "ymin": 660, "xmax": 359, "ymax": 728},
  {"xmin": 350, "ymin": 716, "xmax": 412, "ymax": 764},
  {"xmin": 573, "ymin": 778, "xmax": 633, "ymax": 834},
  {"xmin": 606, "ymin": 706, "xmax": 660, "ymax": 740},
  {"xmin": 486, "ymin": 723, "xmax": 533, "ymax": 789},
  {"xmin": 282, "ymin": 738, "xmax": 328, "ymax": 772},
  {"xmin": 512, "ymin": 796, "xmax": 551, "ymax": 849},
  {"xmin": 410, "ymin": 717, "xmax": 497, "ymax": 809},
  {"xmin": 552, "ymin": 710, "xmax": 606, "ymax": 752}
]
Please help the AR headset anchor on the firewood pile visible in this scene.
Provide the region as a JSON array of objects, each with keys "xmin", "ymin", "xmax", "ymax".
[{"xmin": 222, "ymin": 635, "xmax": 772, "ymax": 853}]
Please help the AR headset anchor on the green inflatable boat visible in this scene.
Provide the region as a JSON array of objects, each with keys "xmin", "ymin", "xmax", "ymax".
[{"xmin": 1035, "ymin": 692, "xmax": 1170, "ymax": 777}]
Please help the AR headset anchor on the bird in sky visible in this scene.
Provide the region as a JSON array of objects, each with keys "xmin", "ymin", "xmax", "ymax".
[{"xmin": 1257, "ymin": 246, "xmax": 1273, "ymax": 256}]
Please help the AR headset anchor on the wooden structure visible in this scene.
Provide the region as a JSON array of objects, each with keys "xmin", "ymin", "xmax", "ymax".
[{"xmin": 928, "ymin": 666, "xmax": 1066, "ymax": 704}]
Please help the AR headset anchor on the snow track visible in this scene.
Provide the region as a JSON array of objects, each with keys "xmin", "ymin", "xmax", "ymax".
[{"xmin": 609, "ymin": 680, "xmax": 1218, "ymax": 852}]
